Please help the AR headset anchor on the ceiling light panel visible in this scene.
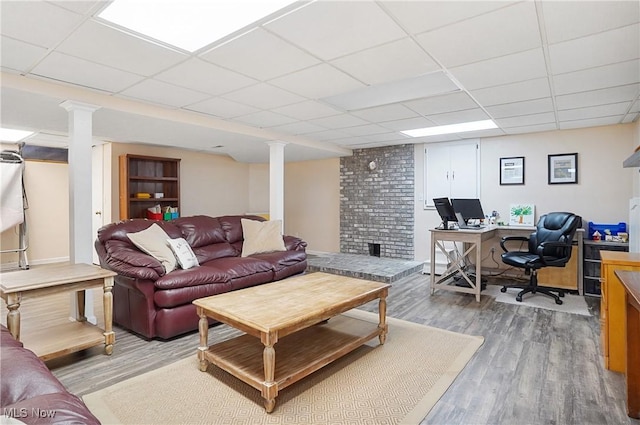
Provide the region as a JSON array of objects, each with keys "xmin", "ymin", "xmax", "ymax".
[
  {"xmin": 323, "ymin": 71, "xmax": 460, "ymax": 111},
  {"xmin": 97, "ymin": 0, "xmax": 296, "ymax": 52},
  {"xmin": 401, "ymin": 120, "xmax": 497, "ymax": 137}
]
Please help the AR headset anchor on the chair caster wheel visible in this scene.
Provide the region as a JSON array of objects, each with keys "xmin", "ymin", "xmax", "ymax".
[
  {"xmin": 516, "ymin": 295, "xmax": 522, "ymax": 302},
  {"xmin": 500, "ymin": 287, "xmax": 507, "ymax": 293},
  {"xmin": 555, "ymin": 299, "xmax": 563, "ymax": 305}
]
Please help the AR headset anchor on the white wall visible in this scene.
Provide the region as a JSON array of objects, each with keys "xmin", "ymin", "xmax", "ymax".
[{"xmin": 415, "ymin": 123, "xmax": 637, "ymax": 264}]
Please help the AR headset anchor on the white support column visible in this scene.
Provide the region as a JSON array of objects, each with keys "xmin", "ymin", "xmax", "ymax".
[
  {"xmin": 60, "ymin": 100, "xmax": 100, "ymax": 323},
  {"xmin": 267, "ymin": 141, "xmax": 287, "ymax": 228}
]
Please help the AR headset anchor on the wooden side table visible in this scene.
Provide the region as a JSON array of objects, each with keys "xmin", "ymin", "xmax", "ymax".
[{"xmin": 0, "ymin": 262, "xmax": 116, "ymax": 360}]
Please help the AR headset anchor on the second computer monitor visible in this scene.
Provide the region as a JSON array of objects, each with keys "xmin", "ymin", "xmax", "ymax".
[{"xmin": 451, "ymin": 198, "xmax": 485, "ymax": 222}]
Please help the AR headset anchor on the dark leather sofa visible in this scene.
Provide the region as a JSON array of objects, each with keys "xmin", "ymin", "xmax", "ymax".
[
  {"xmin": 0, "ymin": 325, "xmax": 100, "ymax": 425},
  {"xmin": 95, "ymin": 215, "xmax": 307, "ymax": 339}
]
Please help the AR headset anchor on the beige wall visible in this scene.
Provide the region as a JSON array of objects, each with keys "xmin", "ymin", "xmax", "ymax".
[
  {"xmin": 415, "ymin": 123, "xmax": 637, "ymax": 264},
  {"xmin": 109, "ymin": 143, "xmax": 251, "ymax": 220},
  {"xmin": 284, "ymin": 158, "xmax": 340, "ymax": 252},
  {"xmin": 0, "ymin": 158, "xmax": 69, "ymax": 266}
]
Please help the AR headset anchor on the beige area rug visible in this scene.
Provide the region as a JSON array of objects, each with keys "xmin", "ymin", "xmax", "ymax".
[
  {"xmin": 83, "ymin": 310, "xmax": 484, "ymax": 425},
  {"xmin": 484, "ymin": 284, "xmax": 591, "ymax": 316}
]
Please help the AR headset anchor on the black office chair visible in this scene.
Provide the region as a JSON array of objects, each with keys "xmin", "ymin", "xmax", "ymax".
[{"xmin": 500, "ymin": 212, "xmax": 582, "ymax": 305}]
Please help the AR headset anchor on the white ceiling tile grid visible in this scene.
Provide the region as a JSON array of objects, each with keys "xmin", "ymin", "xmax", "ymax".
[{"xmin": 0, "ymin": 0, "xmax": 638, "ymax": 163}]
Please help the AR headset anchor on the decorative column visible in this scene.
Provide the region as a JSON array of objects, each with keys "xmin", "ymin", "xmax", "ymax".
[
  {"xmin": 267, "ymin": 141, "xmax": 287, "ymax": 228},
  {"xmin": 60, "ymin": 100, "xmax": 100, "ymax": 323}
]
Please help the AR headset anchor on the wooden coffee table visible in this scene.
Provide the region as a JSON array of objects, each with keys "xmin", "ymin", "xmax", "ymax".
[{"xmin": 193, "ymin": 272, "xmax": 390, "ymax": 413}]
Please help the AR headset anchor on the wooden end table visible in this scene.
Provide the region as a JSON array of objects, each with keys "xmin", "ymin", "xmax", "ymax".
[
  {"xmin": 0, "ymin": 262, "xmax": 116, "ymax": 360},
  {"xmin": 193, "ymin": 272, "xmax": 390, "ymax": 413}
]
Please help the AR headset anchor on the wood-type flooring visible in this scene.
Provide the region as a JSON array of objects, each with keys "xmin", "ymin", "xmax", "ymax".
[{"xmin": 4, "ymin": 272, "xmax": 639, "ymax": 425}]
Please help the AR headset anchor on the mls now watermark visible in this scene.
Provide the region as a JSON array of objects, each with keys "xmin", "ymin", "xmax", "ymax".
[{"xmin": 3, "ymin": 407, "xmax": 57, "ymax": 419}]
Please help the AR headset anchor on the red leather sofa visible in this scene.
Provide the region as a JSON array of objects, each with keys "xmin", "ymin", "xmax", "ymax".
[
  {"xmin": 95, "ymin": 215, "xmax": 307, "ymax": 339},
  {"xmin": 0, "ymin": 325, "xmax": 100, "ymax": 424}
]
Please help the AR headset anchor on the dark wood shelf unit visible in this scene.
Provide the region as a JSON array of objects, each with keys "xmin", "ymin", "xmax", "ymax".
[{"xmin": 119, "ymin": 154, "xmax": 181, "ymax": 220}]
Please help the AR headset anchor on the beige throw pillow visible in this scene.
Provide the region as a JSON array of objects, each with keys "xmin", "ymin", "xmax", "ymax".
[
  {"xmin": 127, "ymin": 223, "xmax": 177, "ymax": 274},
  {"xmin": 241, "ymin": 219, "xmax": 286, "ymax": 257},
  {"xmin": 166, "ymin": 237, "xmax": 199, "ymax": 270}
]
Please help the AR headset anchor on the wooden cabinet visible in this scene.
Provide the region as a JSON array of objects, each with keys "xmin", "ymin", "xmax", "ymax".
[
  {"xmin": 119, "ymin": 154, "xmax": 180, "ymax": 220},
  {"xmin": 600, "ymin": 251, "xmax": 640, "ymax": 372}
]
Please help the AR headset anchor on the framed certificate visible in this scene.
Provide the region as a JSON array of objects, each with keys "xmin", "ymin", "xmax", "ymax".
[
  {"xmin": 500, "ymin": 156, "xmax": 524, "ymax": 185},
  {"xmin": 548, "ymin": 153, "xmax": 578, "ymax": 184}
]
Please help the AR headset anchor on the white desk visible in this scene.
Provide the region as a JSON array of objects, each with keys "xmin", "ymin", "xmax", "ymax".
[{"xmin": 430, "ymin": 226, "xmax": 496, "ymax": 302}]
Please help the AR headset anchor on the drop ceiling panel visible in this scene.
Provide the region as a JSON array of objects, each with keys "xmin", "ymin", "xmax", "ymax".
[
  {"xmin": 559, "ymin": 115, "xmax": 623, "ymax": 130},
  {"xmin": 555, "ymin": 84, "xmax": 640, "ymax": 110},
  {"xmin": 154, "ymin": 58, "xmax": 257, "ymax": 96},
  {"xmin": 308, "ymin": 113, "xmax": 370, "ymax": 130},
  {"xmin": 405, "ymin": 92, "xmax": 479, "ymax": 116},
  {"xmin": 272, "ymin": 101, "xmax": 341, "ymax": 121},
  {"xmin": 416, "ymin": 2, "xmax": 541, "ymax": 68},
  {"xmin": 32, "ymin": 52, "xmax": 144, "ymax": 93},
  {"xmin": 553, "ymin": 60, "xmax": 640, "ymax": 96},
  {"xmin": 496, "ymin": 112, "xmax": 557, "ymax": 128},
  {"xmin": 426, "ymin": 108, "xmax": 490, "ymax": 125},
  {"xmin": 379, "ymin": 116, "xmax": 436, "ymax": 132},
  {"xmin": 0, "ymin": 36, "xmax": 47, "ymax": 73},
  {"xmin": 185, "ymin": 97, "xmax": 259, "ymax": 119},
  {"xmin": 270, "ymin": 121, "xmax": 327, "ymax": 135},
  {"xmin": 0, "ymin": 88, "xmax": 68, "ymax": 133},
  {"xmin": 350, "ymin": 104, "xmax": 419, "ymax": 123},
  {"xmin": 557, "ymin": 102, "xmax": 632, "ymax": 122},
  {"xmin": 57, "ymin": 20, "xmax": 187, "ymax": 75},
  {"xmin": 486, "ymin": 98, "xmax": 554, "ymax": 119},
  {"xmin": 339, "ymin": 124, "xmax": 391, "ymax": 137},
  {"xmin": 49, "ymin": 1, "xmax": 108, "ymax": 15},
  {"xmin": 0, "ymin": 1, "xmax": 83, "ymax": 48},
  {"xmin": 304, "ymin": 129, "xmax": 351, "ymax": 142},
  {"xmin": 118, "ymin": 79, "xmax": 210, "ymax": 108},
  {"xmin": 381, "ymin": 1, "xmax": 515, "ymax": 36},
  {"xmin": 549, "ymin": 24, "xmax": 640, "ymax": 75},
  {"xmin": 200, "ymin": 28, "xmax": 321, "ymax": 81},
  {"xmin": 542, "ymin": 1, "xmax": 640, "ymax": 44},
  {"xmin": 265, "ymin": 1, "xmax": 406, "ymax": 60},
  {"xmin": 221, "ymin": 83, "xmax": 306, "ymax": 110},
  {"xmin": 450, "ymin": 48, "xmax": 547, "ymax": 90},
  {"xmin": 330, "ymin": 38, "xmax": 439, "ymax": 85},
  {"xmin": 234, "ymin": 110, "xmax": 296, "ymax": 128},
  {"xmin": 504, "ymin": 123, "xmax": 558, "ymax": 134},
  {"xmin": 470, "ymin": 78, "xmax": 552, "ymax": 106},
  {"xmin": 323, "ymin": 71, "xmax": 460, "ymax": 111},
  {"xmin": 269, "ymin": 64, "xmax": 364, "ymax": 99}
]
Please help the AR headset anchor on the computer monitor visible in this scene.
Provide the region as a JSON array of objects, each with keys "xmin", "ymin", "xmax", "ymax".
[
  {"xmin": 433, "ymin": 197, "xmax": 457, "ymax": 226},
  {"xmin": 451, "ymin": 198, "xmax": 485, "ymax": 223}
]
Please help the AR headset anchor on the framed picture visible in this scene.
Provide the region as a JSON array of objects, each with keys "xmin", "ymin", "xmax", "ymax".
[
  {"xmin": 548, "ymin": 153, "xmax": 578, "ymax": 184},
  {"xmin": 500, "ymin": 156, "xmax": 524, "ymax": 185}
]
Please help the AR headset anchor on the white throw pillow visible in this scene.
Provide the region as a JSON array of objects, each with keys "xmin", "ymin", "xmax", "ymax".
[
  {"xmin": 241, "ymin": 219, "xmax": 286, "ymax": 257},
  {"xmin": 127, "ymin": 223, "xmax": 177, "ymax": 274},
  {"xmin": 167, "ymin": 238, "xmax": 199, "ymax": 270}
]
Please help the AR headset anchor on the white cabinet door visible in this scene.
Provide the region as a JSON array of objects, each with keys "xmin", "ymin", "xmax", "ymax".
[
  {"xmin": 449, "ymin": 143, "xmax": 478, "ymax": 199},
  {"xmin": 424, "ymin": 141, "xmax": 479, "ymax": 208}
]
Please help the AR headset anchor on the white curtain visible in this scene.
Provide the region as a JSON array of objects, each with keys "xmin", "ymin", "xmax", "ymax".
[{"xmin": 0, "ymin": 156, "xmax": 25, "ymax": 233}]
